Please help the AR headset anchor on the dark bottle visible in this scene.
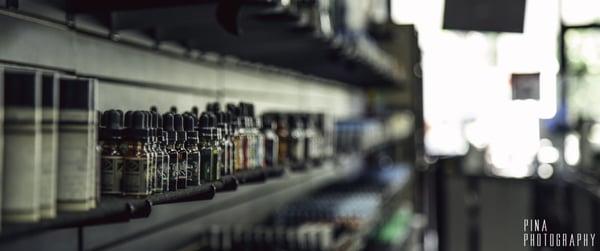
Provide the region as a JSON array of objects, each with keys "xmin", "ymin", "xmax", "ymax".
[
  {"xmin": 227, "ymin": 104, "xmax": 244, "ymax": 173},
  {"xmin": 150, "ymin": 111, "xmax": 166, "ymax": 193},
  {"xmin": 247, "ymin": 104, "xmax": 264, "ymax": 169},
  {"xmin": 122, "ymin": 111, "xmax": 152, "ymax": 196},
  {"xmin": 302, "ymin": 113, "xmax": 317, "ymax": 164},
  {"xmin": 199, "ymin": 112, "xmax": 222, "ymax": 182},
  {"xmin": 183, "ymin": 114, "xmax": 201, "ymax": 186},
  {"xmin": 288, "ymin": 114, "xmax": 306, "ymax": 169},
  {"xmin": 261, "ymin": 113, "xmax": 279, "ymax": 169},
  {"xmin": 163, "ymin": 113, "xmax": 179, "ymax": 192},
  {"xmin": 144, "ymin": 112, "xmax": 158, "ymax": 194},
  {"xmin": 173, "ymin": 114, "xmax": 189, "ymax": 189},
  {"xmin": 275, "ymin": 113, "xmax": 290, "ymax": 167},
  {"xmin": 99, "ymin": 110, "xmax": 124, "ymax": 195},
  {"xmin": 199, "ymin": 112, "xmax": 213, "ymax": 183},
  {"xmin": 239, "ymin": 103, "xmax": 252, "ymax": 170},
  {"xmin": 156, "ymin": 113, "xmax": 170, "ymax": 192},
  {"xmin": 217, "ymin": 111, "xmax": 233, "ymax": 176}
]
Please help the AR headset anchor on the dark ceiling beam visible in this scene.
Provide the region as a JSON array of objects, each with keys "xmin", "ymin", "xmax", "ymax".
[
  {"xmin": 110, "ymin": 5, "xmax": 215, "ymax": 30},
  {"xmin": 67, "ymin": 0, "xmax": 216, "ymax": 13}
]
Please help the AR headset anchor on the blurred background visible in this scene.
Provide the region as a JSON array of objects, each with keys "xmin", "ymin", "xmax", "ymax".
[{"xmin": 0, "ymin": 0, "xmax": 598, "ymax": 250}]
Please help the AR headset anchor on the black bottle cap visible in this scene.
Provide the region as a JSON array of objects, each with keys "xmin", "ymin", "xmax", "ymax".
[
  {"xmin": 209, "ymin": 102, "xmax": 222, "ymax": 112},
  {"xmin": 315, "ymin": 113, "xmax": 324, "ymax": 131},
  {"xmin": 191, "ymin": 106, "xmax": 199, "ymax": 118},
  {"xmin": 151, "ymin": 111, "xmax": 159, "ymax": 137},
  {"xmin": 124, "ymin": 111, "xmax": 134, "ymax": 128},
  {"xmin": 248, "ymin": 103, "xmax": 255, "ymax": 118},
  {"xmin": 156, "ymin": 112, "xmax": 164, "ymax": 140},
  {"xmin": 216, "ymin": 111, "xmax": 227, "ymax": 125},
  {"xmin": 261, "ymin": 113, "xmax": 276, "ymax": 130},
  {"xmin": 150, "ymin": 106, "xmax": 158, "ymax": 113},
  {"xmin": 100, "ymin": 110, "xmax": 124, "ymax": 140},
  {"xmin": 199, "ymin": 112, "xmax": 213, "ymax": 136},
  {"xmin": 173, "ymin": 114, "xmax": 187, "ymax": 141},
  {"xmin": 183, "ymin": 114, "xmax": 196, "ymax": 132},
  {"xmin": 226, "ymin": 103, "xmax": 238, "ymax": 115},
  {"xmin": 170, "ymin": 106, "xmax": 178, "ymax": 113},
  {"xmin": 183, "ymin": 114, "xmax": 199, "ymax": 140},
  {"xmin": 288, "ymin": 114, "xmax": 300, "ymax": 128},
  {"xmin": 127, "ymin": 111, "xmax": 148, "ymax": 140},
  {"xmin": 163, "ymin": 113, "xmax": 177, "ymax": 142},
  {"xmin": 199, "ymin": 112, "xmax": 210, "ymax": 128}
]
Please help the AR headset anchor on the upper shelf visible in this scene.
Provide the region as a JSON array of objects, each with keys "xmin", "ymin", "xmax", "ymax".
[{"xmin": 5, "ymin": 0, "xmax": 406, "ymax": 88}]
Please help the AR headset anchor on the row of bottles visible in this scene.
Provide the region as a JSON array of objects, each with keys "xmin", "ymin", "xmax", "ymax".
[{"xmin": 99, "ymin": 102, "xmax": 333, "ymax": 196}]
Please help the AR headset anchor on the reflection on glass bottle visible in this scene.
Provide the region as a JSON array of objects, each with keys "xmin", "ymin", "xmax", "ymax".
[
  {"xmin": 122, "ymin": 111, "xmax": 151, "ymax": 196},
  {"xmin": 163, "ymin": 113, "xmax": 179, "ymax": 192},
  {"xmin": 261, "ymin": 113, "xmax": 279, "ymax": 169},
  {"xmin": 173, "ymin": 114, "xmax": 189, "ymax": 189},
  {"xmin": 99, "ymin": 110, "xmax": 124, "ymax": 195},
  {"xmin": 288, "ymin": 114, "xmax": 306, "ymax": 169},
  {"xmin": 183, "ymin": 113, "xmax": 201, "ymax": 186}
]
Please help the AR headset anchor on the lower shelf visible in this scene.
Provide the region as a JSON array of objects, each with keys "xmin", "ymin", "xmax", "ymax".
[{"xmin": 0, "ymin": 158, "xmax": 351, "ymax": 248}]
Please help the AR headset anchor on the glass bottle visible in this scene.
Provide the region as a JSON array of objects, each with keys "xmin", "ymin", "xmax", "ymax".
[
  {"xmin": 288, "ymin": 114, "xmax": 306, "ymax": 169},
  {"xmin": 122, "ymin": 111, "xmax": 152, "ymax": 196},
  {"xmin": 163, "ymin": 113, "xmax": 179, "ymax": 192},
  {"xmin": 210, "ymin": 113, "xmax": 223, "ymax": 181},
  {"xmin": 227, "ymin": 104, "xmax": 243, "ymax": 173},
  {"xmin": 276, "ymin": 113, "xmax": 290, "ymax": 167},
  {"xmin": 99, "ymin": 110, "xmax": 124, "ymax": 195},
  {"xmin": 143, "ymin": 112, "xmax": 157, "ymax": 194},
  {"xmin": 302, "ymin": 113, "xmax": 317, "ymax": 165},
  {"xmin": 217, "ymin": 111, "xmax": 233, "ymax": 176},
  {"xmin": 173, "ymin": 114, "xmax": 189, "ymax": 189},
  {"xmin": 261, "ymin": 113, "xmax": 279, "ymax": 169},
  {"xmin": 248, "ymin": 104, "xmax": 264, "ymax": 169},
  {"xmin": 184, "ymin": 114, "xmax": 201, "ymax": 186},
  {"xmin": 199, "ymin": 112, "xmax": 214, "ymax": 183}
]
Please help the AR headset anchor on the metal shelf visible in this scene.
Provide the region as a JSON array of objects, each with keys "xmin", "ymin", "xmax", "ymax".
[
  {"xmin": 3, "ymin": 0, "xmax": 405, "ymax": 88},
  {"xmin": 83, "ymin": 159, "xmax": 358, "ymax": 251}
]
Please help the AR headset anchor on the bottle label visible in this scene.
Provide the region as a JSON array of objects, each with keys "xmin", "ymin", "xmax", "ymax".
[
  {"xmin": 161, "ymin": 153, "xmax": 170, "ymax": 192},
  {"xmin": 212, "ymin": 150, "xmax": 222, "ymax": 181},
  {"xmin": 201, "ymin": 148, "xmax": 212, "ymax": 183},
  {"xmin": 101, "ymin": 156, "xmax": 123, "ymax": 194},
  {"xmin": 188, "ymin": 152, "xmax": 201, "ymax": 186},
  {"xmin": 122, "ymin": 158, "xmax": 150, "ymax": 195},
  {"xmin": 177, "ymin": 152, "xmax": 188, "ymax": 189},
  {"xmin": 168, "ymin": 152, "xmax": 178, "ymax": 191},
  {"xmin": 148, "ymin": 153, "xmax": 156, "ymax": 193},
  {"xmin": 265, "ymin": 139, "xmax": 275, "ymax": 167},
  {"xmin": 154, "ymin": 153, "xmax": 164, "ymax": 192}
]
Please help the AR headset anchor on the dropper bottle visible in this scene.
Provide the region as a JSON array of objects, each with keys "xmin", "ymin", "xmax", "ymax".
[
  {"xmin": 99, "ymin": 110, "xmax": 124, "ymax": 195},
  {"xmin": 217, "ymin": 111, "xmax": 233, "ymax": 176},
  {"xmin": 248, "ymin": 104, "xmax": 264, "ymax": 169},
  {"xmin": 184, "ymin": 113, "xmax": 201, "ymax": 186},
  {"xmin": 151, "ymin": 111, "xmax": 166, "ymax": 193},
  {"xmin": 145, "ymin": 112, "xmax": 158, "ymax": 193},
  {"xmin": 227, "ymin": 104, "xmax": 243, "ymax": 173},
  {"xmin": 209, "ymin": 113, "xmax": 223, "ymax": 181},
  {"xmin": 199, "ymin": 112, "xmax": 213, "ymax": 183},
  {"xmin": 173, "ymin": 114, "xmax": 189, "ymax": 189},
  {"xmin": 163, "ymin": 113, "xmax": 179, "ymax": 192},
  {"xmin": 122, "ymin": 111, "xmax": 152, "ymax": 196},
  {"xmin": 156, "ymin": 112, "xmax": 170, "ymax": 192}
]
